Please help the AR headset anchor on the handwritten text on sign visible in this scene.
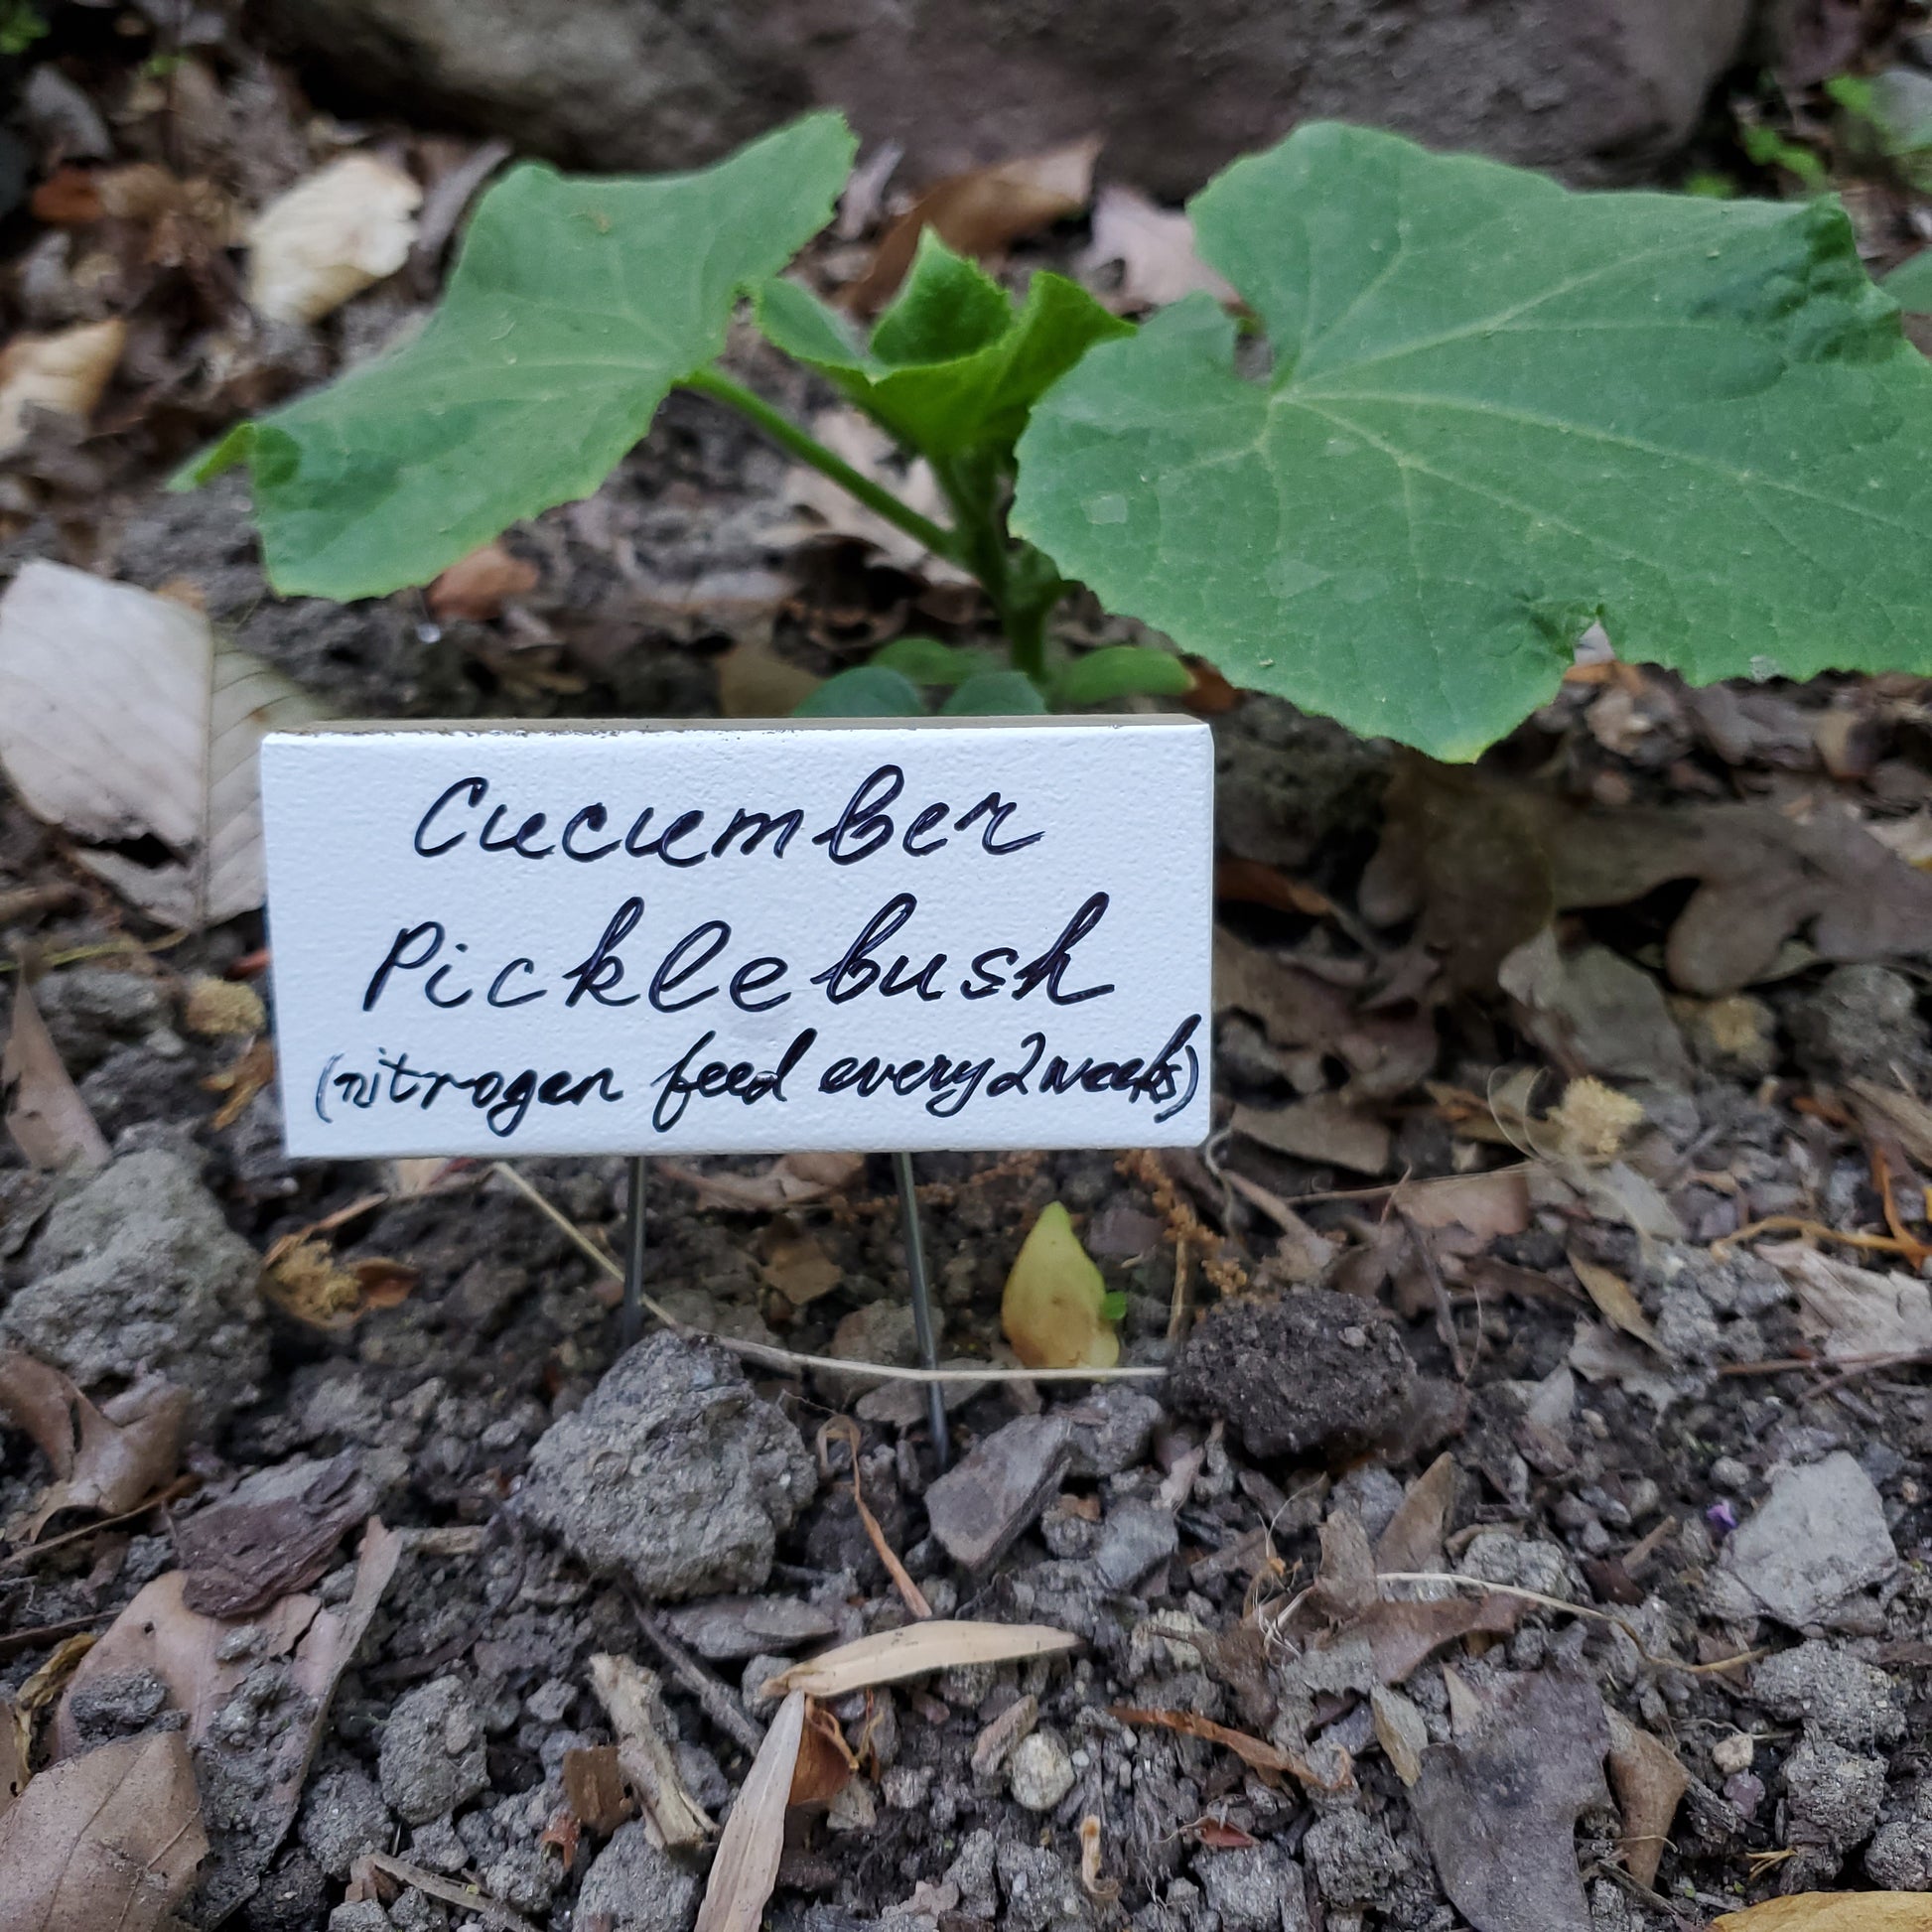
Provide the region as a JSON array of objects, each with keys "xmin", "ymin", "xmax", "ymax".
[{"xmin": 261, "ymin": 717, "xmax": 1213, "ymax": 1157}]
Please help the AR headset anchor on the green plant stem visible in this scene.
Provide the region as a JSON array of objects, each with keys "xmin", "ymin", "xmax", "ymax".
[
  {"xmin": 682, "ymin": 366, "xmax": 959, "ymax": 565},
  {"xmin": 931, "ymin": 452, "xmax": 1062, "ymax": 684}
]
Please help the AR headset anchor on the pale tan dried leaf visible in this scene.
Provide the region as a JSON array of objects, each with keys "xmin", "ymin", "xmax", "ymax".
[
  {"xmin": 0, "ymin": 1729, "xmax": 206, "ymax": 1931},
  {"xmin": 714, "ymin": 632, "xmax": 824, "ymax": 720},
  {"xmin": 851, "ymin": 135, "xmax": 1099, "ymax": 309},
  {"xmin": 1371, "ymin": 1685, "xmax": 1428, "ymax": 1786},
  {"xmin": 1605, "ymin": 1707, "xmax": 1688, "ymax": 1889},
  {"xmin": 758, "ymin": 1232, "xmax": 842, "ymax": 1309},
  {"xmin": 181, "ymin": 976, "xmax": 265, "ymax": 1037},
  {"xmin": 0, "ymin": 319, "xmax": 124, "ymax": 456},
  {"xmin": 1233, "ymin": 1096, "xmax": 1391, "ymax": 1175},
  {"xmin": 387, "ymin": 1156, "xmax": 461, "ymax": 1196},
  {"xmin": 588, "ymin": 1654, "xmax": 712, "ymax": 1849},
  {"xmin": 0, "ymin": 1697, "xmax": 24, "ymax": 1819},
  {"xmin": 1375, "ymin": 1453, "xmax": 1457, "ymax": 1576},
  {"xmin": 1714, "ymin": 1894, "xmax": 1932, "ymax": 1929},
  {"xmin": 694, "ymin": 1689, "xmax": 806, "ymax": 1932},
  {"xmin": 1850, "ymin": 1077, "xmax": 1932, "ymax": 1169},
  {"xmin": 22, "ymin": 1376, "xmax": 188, "ymax": 1540},
  {"xmin": 2, "ymin": 979, "xmax": 108, "ymax": 1173},
  {"xmin": 659, "ymin": 1151, "xmax": 865, "ymax": 1213},
  {"xmin": 427, "ymin": 542, "xmax": 539, "ymax": 622},
  {"xmin": 1080, "ymin": 183, "xmax": 1235, "ymax": 309},
  {"xmin": 1568, "ymin": 1250, "xmax": 1663, "ymax": 1354},
  {"xmin": 247, "ymin": 153, "xmax": 421, "ymax": 324},
  {"xmin": 779, "ymin": 408, "xmax": 966, "ymax": 578},
  {"xmin": 1392, "ymin": 1169, "xmax": 1530, "ymax": 1241},
  {"xmin": 0, "ymin": 562, "xmax": 329, "ymax": 927},
  {"xmin": 1351, "ymin": 1591, "xmax": 1524, "ymax": 1687},
  {"xmin": 1767, "ymin": 1242, "xmax": 1932, "ymax": 1361},
  {"xmin": 766, "ymin": 1621, "xmax": 1079, "ymax": 1698}
]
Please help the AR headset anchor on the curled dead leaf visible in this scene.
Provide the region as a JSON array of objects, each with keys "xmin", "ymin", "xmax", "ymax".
[
  {"xmin": 0, "ymin": 319, "xmax": 125, "ymax": 457},
  {"xmin": 428, "ymin": 542, "xmax": 540, "ymax": 622},
  {"xmin": 1604, "ymin": 1707, "xmax": 1688, "ymax": 1889},
  {"xmin": 248, "ymin": 152, "xmax": 422, "ymax": 324},
  {"xmin": 1714, "ymin": 1895, "xmax": 1932, "ymax": 1929},
  {"xmin": 766, "ymin": 1620, "xmax": 1079, "ymax": 1698},
  {"xmin": 1568, "ymin": 1250, "xmax": 1664, "ymax": 1354},
  {"xmin": 1080, "ymin": 183, "xmax": 1235, "ymax": 310},
  {"xmin": 1110, "ymin": 1705, "xmax": 1351, "ymax": 1791},
  {"xmin": 3, "ymin": 977, "xmax": 108, "ymax": 1174}
]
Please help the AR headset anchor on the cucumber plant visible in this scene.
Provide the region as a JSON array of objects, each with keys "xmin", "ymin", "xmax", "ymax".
[{"xmin": 186, "ymin": 111, "xmax": 1932, "ymax": 759}]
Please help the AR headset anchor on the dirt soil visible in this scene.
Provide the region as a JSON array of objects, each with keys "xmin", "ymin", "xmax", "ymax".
[{"xmin": 1, "ymin": 11, "xmax": 1931, "ymax": 1932}]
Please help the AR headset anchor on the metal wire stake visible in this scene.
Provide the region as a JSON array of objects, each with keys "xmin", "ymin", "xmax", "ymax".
[
  {"xmin": 621, "ymin": 1154, "xmax": 648, "ymax": 1349},
  {"xmin": 892, "ymin": 1150, "xmax": 949, "ymax": 1468}
]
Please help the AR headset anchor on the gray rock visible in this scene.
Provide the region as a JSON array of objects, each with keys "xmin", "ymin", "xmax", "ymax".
[
  {"xmin": 1751, "ymin": 1641, "xmax": 1903, "ymax": 1750},
  {"xmin": 1195, "ymin": 1844, "xmax": 1306, "ymax": 1932},
  {"xmin": 996, "ymin": 1840, "xmax": 1092, "ymax": 1932},
  {"xmin": 1783, "ymin": 1734, "xmax": 1885, "ymax": 1863},
  {"xmin": 35, "ymin": 966, "xmax": 167, "ymax": 1070},
  {"xmin": 923, "ymin": 1414, "xmax": 1070, "ymax": 1572},
  {"xmin": 1007, "ymin": 1728, "xmax": 1075, "ymax": 1813},
  {"xmin": 377, "ymin": 1677, "xmax": 489, "ymax": 1826},
  {"xmin": 5, "ymin": 1149, "xmax": 267, "ymax": 1427},
  {"xmin": 1094, "ymin": 1499, "xmax": 1177, "ymax": 1592},
  {"xmin": 1062, "ymin": 1386, "xmax": 1163, "ymax": 1479},
  {"xmin": 577, "ymin": 1821, "xmax": 702, "ymax": 1932},
  {"xmin": 1790, "ymin": 964, "xmax": 1931, "ymax": 1089},
  {"xmin": 66, "ymin": 1667, "xmax": 171, "ymax": 1747},
  {"xmin": 517, "ymin": 1333, "xmax": 815, "ymax": 1599},
  {"xmin": 663, "ymin": 1594, "xmax": 837, "ymax": 1659},
  {"xmin": 1723, "ymin": 1454, "xmax": 1897, "ymax": 1627},
  {"xmin": 264, "ymin": 0, "xmax": 1748, "ymax": 204},
  {"xmin": 1867, "ymin": 1819, "xmax": 1932, "ymax": 1890},
  {"xmin": 1304, "ymin": 1809, "xmax": 1406, "ymax": 1909},
  {"xmin": 1456, "ymin": 1531, "xmax": 1581, "ymax": 1602},
  {"xmin": 327, "ymin": 1905, "xmax": 392, "ymax": 1932},
  {"xmin": 1168, "ymin": 1291, "xmax": 1415, "ymax": 1460},
  {"xmin": 300, "ymin": 1766, "xmax": 393, "ymax": 1879}
]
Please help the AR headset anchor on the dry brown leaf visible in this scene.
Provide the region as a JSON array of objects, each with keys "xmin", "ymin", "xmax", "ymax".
[
  {"xmin": 0, "ymin": 563, "xmax": 329, "ymax": 928},
  {"xmin": 182, "ymin": 976, "xmax": 265, "ymax": 1037},
  {"xmin": 588, "ymin": 1654, "xmax": 712, "ymax": 1850},
  {"xmin": 1568, "ymin": 1251, "xmax": 1663, "ymax": 1354},
  {"xmin": 1850, "ymin": 1077, "xmax": 1932, "ymax": 1169},
  {"xmin": 2, "ymin": 978, "xmax": 109, "ymax": 1174},
  {"xmin": 1392, "ymin": 1170, "xmax": 1530, "ymax": 1242},
  {"xmin": 1311, "ymin": 1511, "xmax": 1378, "ymax": 1622},
  {"xmin": 1768, "ymin": 1242, "xmax": 1932, "ymax": 1361},
  {"xmin": 1604, "ymin": 1707, "xmax": 1688, "ymax": 1888},
  {"xmin": 0, "ymin": 319, "xmax": 125, "ymax": 458},
  {"xmin": 1714, "ymin": 1896, "xmax": 1932, "ymax": 1930},
  {"xmin": 1080, "ymin": 183, "xmax": 1235, "ymax": 310},
  {"xmin": 428, "ymin": 542, "xmax": 540, "ymax": 622},
  {"xmin": 561, "ymin": 1745, "xmax": 631, "ymax": 1836},
  {"xmin": 850, "ymin": 136, "xmax": 1099, "ymax": 310},
  {"xmin": 779, "ymin": 407, "xmax": 965, "ymax": 576},
  {"xmin": 0, "ymin": 1697, "xmax": 24, "ymax": 1820},
  {"xmin": 693, "ymin": 1689, "xmax": 805, "ymax": 1932},
  {"xmin": 248, "ymin": 152, "xmax": 421, "ymax": 324},
  {"xmin": 1348, "ymin": 1591, "xmax": 1525, "ymax": 1687},
  {"xmin": 766, "ymin": 1620, "xmax": 1079, "ymax": 1698},
  {"xmin": 758, "ymin": 1230, "xmax": 842, "ymax": 1308},
  {"xmin": 1234, "ymin": 1096, "xmax": 1391, "ymax": 1174},
  {"xmin": 0, "ymin": 1352, "xmax": 188, "ymax": 1541},
  {"xmin": 0, "ymin": 1730, "xmax": 205, "ymax": 1931},
  {"xmin": 659, "ymin": 1151, "xmax": 864, "ymax": 1213},
  {"xmin": 714, "ymin": 633, "xmax": 824, "ymax": 720},
  {"xmin": 1370, "ymin": 1685, "xmax": 1428, "ymax": 1786},
  {"xmin": 1110, "ymin": 1706, "xmax": 1349, "ymax": 1791},
  {"xmin": 788, "ymin": 1700, "xmax": 857, "ymax": 1808},
  {"xmin": 1375, "ymin": 1453, "xmax": 1457, "ymax": 1576}
]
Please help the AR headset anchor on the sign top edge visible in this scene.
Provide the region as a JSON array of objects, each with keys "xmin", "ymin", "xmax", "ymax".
[{"xmin": 263, "ymin": 714, "xmax": 1212, "ymax": 743}]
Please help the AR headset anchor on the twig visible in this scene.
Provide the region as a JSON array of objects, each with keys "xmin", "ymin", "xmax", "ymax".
[
  {"xmin": 1711, "ymin": 1215, "xmax": 1921, "ymax": 1261},
  {"xmin": 819, "ymin": 1418, "xmax": 930, "ymax": 1619},
  {"xmin": 0, "ymin": 1475, "xmax": 199, "ymax": 1572},
  {"xmin": 363, "ymin": 1853, "xmax": 539, "ymax": 1932},
  {"xmin": 626, "ymin": 1590, "xmax": 766, "ymax": 1758},
  {"xmin": 494, "ymin": 1161, "xmax": 1165, "ymax": 1384}
]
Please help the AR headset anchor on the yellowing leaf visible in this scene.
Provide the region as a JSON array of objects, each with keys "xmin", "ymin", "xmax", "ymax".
[
  {"xmin": 1002, "ymin": 1201, "xmax": 1120, "ymax": 1370},
  {"xmin": 1715, "ymin": 1896, "xmax": 1932, "ymax": 1930},
  {"xmin": 0, "ymin": 562, "xmax": 328, "ymax": 927}
]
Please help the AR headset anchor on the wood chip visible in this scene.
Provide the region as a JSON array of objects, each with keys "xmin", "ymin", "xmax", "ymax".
[
  {"xmin": 765, "ymin": 1621, "xmax": 1079, "ymax": 1699},
  {"xmin": 588, "ymin": 1654, "xmax": 712, "ymax": 1850}
]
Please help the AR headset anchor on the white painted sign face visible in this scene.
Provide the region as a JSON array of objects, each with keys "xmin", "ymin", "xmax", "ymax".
[{"xmin": 261, "ymin": 717, "xmax": 1213, "ymax": 1158}]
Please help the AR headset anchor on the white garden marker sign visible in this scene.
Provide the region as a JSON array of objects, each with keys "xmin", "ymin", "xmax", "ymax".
[
  {"xmin": 262, "ymin": 717, "xmax": 1213, "ymax": 1158},
  {"xmin": 262, "ymin": 714, "xmax": 1213, "ymax": 1462}
]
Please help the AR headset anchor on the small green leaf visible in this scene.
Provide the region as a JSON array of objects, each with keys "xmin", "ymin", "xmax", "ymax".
[
  {"xmin": 1054, "ymin": 642, "xmax": 1193, "ymax": 705},
  {"xmin": 756, "ymin": 230, "xmax": 1132, "ymax": 459},
  {"xmin": 793, "ymin": 666, "xmax": 926, "ymax": 717},
  {"xmin": 1015, "ymin": 122, "xmax": 1932, "ymax": 759},
  {"xmin": 184, "ymin": 113, "xmax": 857, "ymax": 599},
  {"xmin": 1098, "ymin": 1290, "xmax": 1130, "ymax": 1322},
  {"xmin": 940, "ymin": 670, "xmax": 1047, "ymax": 715},
  {"xmin": 1884, "ymin": 250, "xmax": 1932, "ymax": 312},
  {"xmin": 871, "ymin": 635, "xmax": 1002, "ymax": 685}
]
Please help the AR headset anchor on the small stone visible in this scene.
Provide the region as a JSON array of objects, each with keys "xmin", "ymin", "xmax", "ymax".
[
  {"xmin": 1723, "ymin": 1454, "xmax": 1897, "ymax": 1627},
  {"xmin": 1724, "ymin": 1771, "xmax": 1765, "ymax": 1821},
  {"xmin": 1867, "ymin": 1819, "xmax": 1932, "ymax": 1890},
  {"xmin": 576, "ymin": 1821, "xmax": 703, "ymax": 1932},
  {"xmin": 1751, "ymin": 1640, "xmax": 1902, "ymax": 1749},
  {"xmin": 882, "ymin": 1764, "xmax": 932, "ymax": 1809},
  {"xmin": 517, "ymin": 1333, "xmax": 816, "ymax": 1600},
  {"xmin": 1711, "ymin": 1731, "xmax": 1755, "ymax": 1776},
  {"xmin": 1062, "ymin": 1386, "xmax": 1164, "ymax": 1479},
  {"xmin": 1168, "ymin": 1291, "xmax": 1415, "ymax": 1459},
  {"xmin": 1194, "ymin": 1845, "xmax": 1302, "ymax": 1932},
  {"xmin": 996, "ymin": 1841, "xmax": 1092, "ymax": 1932},
  {"xmin": 1710, "ymin": 1455, "xmax": 1751, "ymax": 1493},
  {"xmin": 300, "ymin": 1766, "xmax": 393, "ymax": 1878},
  {"xmin": 1456, "ymin": 1531, "xmax": 1580, "ymax": 1601},
  {"xmin": 378, "ymin": 1677, "xmax": 489, "ymax": 1826},
  {"xmin": 662, "ymin": 1594, "xmax": 838, "ymax": 1659},
  {"xmin": 1304, "ymin": 1810, "xmax": 1405, "ymax": 1910},
  {"xmin": 1782, "ymin": 1734, "xmax": 1884, "ymax": 1861},
  {"xmin": 923, "ymin": 1415, "xmax": 1071, "ymax": 1571},
  {"xmin": 1094, "ymin": 1499, "xmax": 1177, "ymax": 1592},
  {"xmin": 1790, "ymin": 964, "xmax": 1931, "ymax": 1089},
  {"xmin": 327, "ymin": 1904, "xmax": 393, "ymax": 1932},
  {"xmin": 1008, "ymin": 1728, "xmax": 1076, "ymax": 1813}
]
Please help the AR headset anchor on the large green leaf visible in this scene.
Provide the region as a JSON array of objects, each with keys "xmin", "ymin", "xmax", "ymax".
[
  {"xmin": 756, "ymin": 230, "xmax": 1131, "ymax": 459},
  {"xmin": 1013, "ymin": 123, "xmax": 1932, "ymax": 759},
  {"xmin": 187, "ymin": 114, "xmax": 856, "ymax": 599}
]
